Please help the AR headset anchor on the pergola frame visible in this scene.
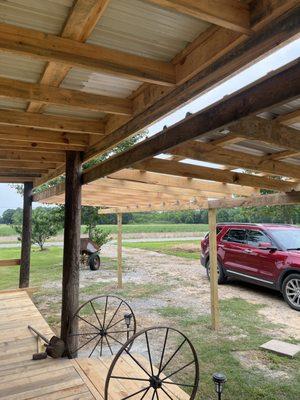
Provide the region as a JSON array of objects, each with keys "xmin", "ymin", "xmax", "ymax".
[{"xmin": 0, "ymin": 1, "xmax": 299, "ymax": 345}]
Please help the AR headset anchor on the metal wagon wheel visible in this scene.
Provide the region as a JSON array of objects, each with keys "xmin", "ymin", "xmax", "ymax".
[
  {"xmin": 105, "ymin": 326, "xmax": 199, "ymax": 400},
  {"xmin": 68, "ymin": 295, "xmax": 137, "ymax": 358}
]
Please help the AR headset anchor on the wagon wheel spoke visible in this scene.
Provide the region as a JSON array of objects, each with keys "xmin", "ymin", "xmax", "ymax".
[
  {"xmin": 109, "ymin": 329, "xmax": 135, "ymax": 335},
  {"xmin": 90, "ymin": 300, "xmax": 103, "ymax": 330},
  {"xmin": 162, "ymin": 360, "xmax": 195, "ymax": 381},
  {"xmin": 158, "ymin": 328, "xmax": 169, "ymax": 374},
  {"xmin": 145, "ymin": 331, "xmax": 154, "ymax": 376},
  {"xmin": 76, "ymin": 315, "xmax": 100, "ymax": 332},
  {"xmin": 160, "ymin": 387, "xmax": 174, "ymax": 400},
  {"xmin": 69, "ymin": 332, "xmax": 99, "ymax": 336},
  {"xmin": 89, "ymin": 335, "xmax": 103, "ymax": 358},
  {"xmin": 107, "ymin": 333, "xmax": 124, "ymax": 346},
  {"xmin": 102, "ymin": 296, "xmax": 109, "ymax": 329},
  {"xmin": 111, "ymin": 376, "xmax": 150, "ymax": 382},
  {"xmin": 141, "ymin": 387, "xmax": 151, "ymax": 400},
  {"xmin": 104, "ymin": 335, "xmax": 114, "ymax": 355},
  {"xmin": 72, "ymin": 333, "xmax": 99, "ymax": 354},
  {"xmin": 160, "ymin": 338, "xmax": 187, "ymax": 375},
  {"xmin": 163, "ymin": 381, "xmax": 196, "ymax": 388},
  {"xmin": 106, "ymin": 300, "xmax": 123, "ymax": 330},
  {"xmin": 106, "ymin": 317, "xmax": 126, "ymax": 331},
  {"xmin": 121, "ymin": 387, "xmax": 149, "ymax": 400}
]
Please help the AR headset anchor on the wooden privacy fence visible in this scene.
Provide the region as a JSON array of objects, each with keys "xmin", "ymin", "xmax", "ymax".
[{"xmin": 0, "ymin": 258, "xmax": 21, "ymax": 267}]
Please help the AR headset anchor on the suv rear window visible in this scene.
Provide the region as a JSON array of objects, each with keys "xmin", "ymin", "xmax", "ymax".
[{"xmin": 222, "ymin": 229, "xmax": 246, "ymax": 243}]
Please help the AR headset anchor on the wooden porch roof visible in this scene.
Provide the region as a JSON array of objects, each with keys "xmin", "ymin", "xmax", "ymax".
[{"xmin": 0, "ymin": 1, "xmax": 299, "ymax": 189}]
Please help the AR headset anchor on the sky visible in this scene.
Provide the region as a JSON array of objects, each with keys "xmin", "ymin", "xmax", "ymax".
[{"xmin": 0, "ymin": 38, "xmax": 299, "ymax": 216}]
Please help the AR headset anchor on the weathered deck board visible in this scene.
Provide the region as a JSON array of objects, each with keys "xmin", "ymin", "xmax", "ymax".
[{"xmin": 0, "ymin": 290, "xmax": 189, "ymax": 400}]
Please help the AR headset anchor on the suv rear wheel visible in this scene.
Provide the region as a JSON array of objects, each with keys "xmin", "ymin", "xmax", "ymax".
[
  {"xmin": 206, "ymin": 259, "xmax": 227, "ymax": 284},
  {"xmin": 282, "ymin": 274, "xmax": 300, "ymax": 311}
]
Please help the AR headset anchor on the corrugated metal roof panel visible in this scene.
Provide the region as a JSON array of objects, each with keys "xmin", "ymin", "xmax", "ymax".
[
  {"xmin": 62, "ymin": 68, "xmax": 140, "ymax": 98},
  {"xmin": 87, "ymin": 0, "xmax": 210, "ymax": 61},
  {"xmin": 0, "ymin": 53, "xmax": 45, "ymax": 83},
  {"xmin": 44, "ymin": 104, "xmax": 105, "ymax": 120},
  {"xmin": 0, "ymin": 0, "xmax": 72, "ymax": 34},
  {"xmin": 0, "ymin": 97, "xmax": 27, "ymax": 111}
]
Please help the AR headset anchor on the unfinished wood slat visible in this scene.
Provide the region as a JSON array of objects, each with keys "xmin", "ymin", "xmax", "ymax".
[
  {"xmin": 27, "ymin": 0, "xmax": 111, "ymax": 113},
  {"xmin": 146, "ymin": 0, "xmax": 251, "ymax": 34},
  {"xmin": 170, "ymin": 141, "xmax": 300, "ymax": 179},
  {"xmin": 133, "ymin": 159, "xmax": 296, "ymax": 191},
  {"xmin": 0, "ymin": 259, "xmax": 20, "ymax": 267},
  {"xmin": 0, "ymin": 109, "xmax": 104, "ymax": 135},
  {"xmin": 0, "ymin": 150, "xmax": 65, "ymax": 163},
  {"xmin": 0, "ymin": 23, "xmax": 175, "ymax": 86},
  {"xmin": 208, "ymin": 191, "xmax": 300, "ymax": 209},
  {"xmin": 0, "ymin": 126, "xmax": 89, "ymax": 147},
  {"xmin": 0, "ymin": 76, "xmax": 132, "ymax": 116}
]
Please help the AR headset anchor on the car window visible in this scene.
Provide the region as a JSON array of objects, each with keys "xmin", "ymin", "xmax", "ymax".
[
  {"xmin": 246, "ymin": 230, "xmax": 271, "ymax": 247},
  {"xmin": 205, "ymin": 227, "xmax": 222, "ymax": 239},
  {"xmin": 222, "ymin": 229, "xmax": 246, "ymax": 243}
]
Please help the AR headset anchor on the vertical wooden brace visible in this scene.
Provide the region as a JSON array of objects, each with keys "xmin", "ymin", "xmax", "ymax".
[
  {"xmin": 208, "ymin": 208, "xmax": 220, "ymax": 330},
  {"xmin": 61, "ymin": 151, "xmax": 82, "ymax": 352},
  {"xmin": 117, "ymin": 213, "xmax": 123, "ymax": 289},
  {"xmin": 19, "ymin": 181, "xmax": 33, "ymax": 288}
]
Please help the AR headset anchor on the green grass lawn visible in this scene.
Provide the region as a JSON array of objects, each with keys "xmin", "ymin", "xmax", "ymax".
[
  {"xmin": 157, "ymin": 300, "xmax": 300, "ymax": 400},
  {"xmin": 123, "ymin": 239, "xmax": 200, "ymax": 259},
  {"xmin": 0, "ymin": 223, "xmax": 208, "ymax": 238},
  {"xmin": 0, "ymin": 224, "xmax": 15, "ymax": 236}
]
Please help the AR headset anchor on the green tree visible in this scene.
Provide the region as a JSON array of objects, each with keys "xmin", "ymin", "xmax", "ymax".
[
  {"xmin": 1, "ymin": 208, "xmax": 20, "ymax": 224},
  {"xmin": 13, "ymin": 207, "xmax": 63, "ymax": 251}
]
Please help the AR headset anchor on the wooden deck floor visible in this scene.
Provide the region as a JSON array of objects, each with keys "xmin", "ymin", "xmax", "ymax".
[{"xmin": 0, "ymin": 290, "xmax": 189, "ymax": 400}]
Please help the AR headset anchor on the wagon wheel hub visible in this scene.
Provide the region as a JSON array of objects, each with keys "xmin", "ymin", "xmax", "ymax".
[
  {"xmin": 149, "ymin": 375, "xmax": 162, "ymax": 389},
  {"xmin": 99, "ymin": 329, "xmax": 107, "ymax": 337}
]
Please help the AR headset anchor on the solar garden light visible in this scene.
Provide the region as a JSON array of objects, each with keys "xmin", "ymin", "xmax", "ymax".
[
  {"xmin": 212, "ymin": 372, "xmax": 227, "ymax": 400},
  {"xmin": 124, "ymin": 313, "xmax": 132, "ymax": 340}
]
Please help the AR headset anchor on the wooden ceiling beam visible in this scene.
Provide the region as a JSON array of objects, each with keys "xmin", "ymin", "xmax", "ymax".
[
  {"xmin": 0, "ymin": 176, "xmax": 36, "ymax": 183},
  {"xmin": 276, "ymin": 109, "xmax": 300, "ymax": 125},
  {"xmin": 170, "ymin": 141, "xmax": 300, "ymax": 179},
  {"xmin": 0, "ymin": 125, "xmax": 89, "ymax": 147},
  {"xmin": 108, "ymin": 169, "xmax": 259, "ymax": 196},
  {"xmin": 0, "ymin": 23, "xmax": 175, "ymax": 86},
  {"xmin": 86, "ymin": 6, "xmax": 300, "ymax": 160},
  {"xmin": 228, "ymin": 116, "xmax": 300, "ymax": 152},
  {"xmin": 0, "ymin": 160, "xmax": 59, "ymax": 170},
  {"xmin": 91, "ymin": 178, "xmax": 230, "ymax": 198},
  {"xmin": 0, "ymin": 109, "xmax": 104, "ymax": 134},
  {"xmin": 133, "ymin": 158, "xmax": 296, "ymax": 191},
  {"xmin": 0, "ymin": 77, "xmax": 132, "ymax": 116},
  {"xmin": 0, "ymin": 150, "xmax": 65, "ymax": 163},
  {"xmin": 83, "ymin": 61, "xmax": 300, "ymax": 184},
  {"xmin": 145, "ymin": 0, "xmax": 251, "ymax": 34},
  {"xmin": 209, "ymin": 191, "xmax": 300, "ymax": 209},
  {"xmin": 0, "ymin": 140, "xmax": 85, "ymax": 152},
  {"xmin": 28, "ymin": 0, "xmax": 111, "ymax": 113}
]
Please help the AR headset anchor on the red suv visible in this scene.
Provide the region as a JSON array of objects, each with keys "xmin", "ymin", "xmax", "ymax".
[{"xmin": 201, "ymin": 223, "xmax": 300, "ymax": 311}]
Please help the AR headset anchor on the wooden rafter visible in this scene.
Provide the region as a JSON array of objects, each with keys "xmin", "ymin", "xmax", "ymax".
[
  {"xmin": 0, "ymin": 77, "xmax": 132, "ymax": 116},
  {"xmin": 170, "ymin": 140, "xmax": 300, "ymax": 179},
  {"xmin": 108, "ymin": 169, "xmax": 259, "ymax": 196},
  {"xmin": 276, "ymin": 109, "xmax": 300, "ymax": 125},
  {"xmin": 0, "ymin": 109, "xmax": 104, "ymax": 134},
  {"xmin": 145, "ymin": 0, "xmax": 252, "ymax": 35},
  {"xmin": 82, "ymin": 61, "xmax": 300, "ymax": 184},
  {"xmin": 86, "ymin": 4, "xmax": 299, "ymax": 161},
  {"xmin": 133, "ymin": 159, "xmax": 297, "ymax": 191},
  {"xmin": 0, "ymin": 23, "xmax": 175, "ymax": 86},
  {"xmin": 27, "ymin": 0, "xmax": 111, "ymax": 113},
  {"xmin": 209, "ymin": 191, "xmax": 300, "ymax": 209}
]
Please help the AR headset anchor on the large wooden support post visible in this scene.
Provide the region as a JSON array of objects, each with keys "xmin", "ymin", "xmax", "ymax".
[
  {"xmin": 117, "ymin": 213, "xmax": 123, "ymax": 289},
  {"xmin": 208, "ymin": 208, "xmax": 220, "ymax": 330},
  {"xmin": 61, "ymin": 151, "xmax": 82, "ymax": 351},
  {"xmin": 19, "ymin": 182, "xmax": 33, "ymax": 288}
]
